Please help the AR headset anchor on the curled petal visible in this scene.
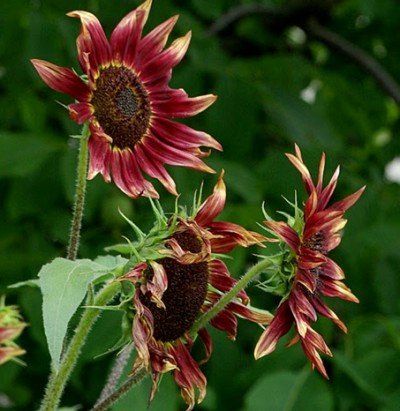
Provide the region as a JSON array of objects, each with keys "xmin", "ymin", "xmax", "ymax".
[
  {"xmin": 209, "ymin": 221, "xmax": 267, "ymax": 253},
  {"xmin": 286, "ymin": 146, "xmax": 314, "ymax": 194},
  {"xmin": 120, "ymin": 262, "xmax": 147, "ymax": 284},
  {"xmin": 170, "ymin": 342, "xmax": 207, "ymax": 410},
  {"xmin": 198, "ymin": 328, "xmax": 213, "ymax": 365},
  {"xmin": 320, "ymin": 279, "xmax": 359, "ymax": 303},
  {"xmin": 68, "ymin": 102, "xmax": 93, "ymax": 124},
  {"xmin": 265, "ymin": 221, "xmax": 300, "ymax": 251},
  {"xmin": 31, "ymin": 59, "xmax": 90, "ymax": 101},
  {"xmin": 228, "ymin": 301, "xmax": 272, "ymax": 325},
  {"xmin": 254, "ymin": 301, "xmax": 293, "ymax": 359},
  {"xmin": 147, "ymin": 261, "xmax": 168, "ymax": 308},
  {"xmin": 208, "ymin": 305, "xmax": 238, "ymax": 340},
  {"xmin": 330, "ymin": 186, "xmax": 366, "ymax": 212},
  {"xmin": 67, "ymin": 10, "xmax": 111, "ymax": 71},
  {"xmin": 195, "ymin": 171, "xmax": 226, "ymax": 226},
  {"xmin": 0, "ymin": 324, "xmax": 26, "ymax": 344},
  {"xmin": 208, "ymin": 259, "xmax": 248, "ymax": 304},
  {"xmin": 87, "ymin": 130, "xmax": 112, "ymax": 182}
]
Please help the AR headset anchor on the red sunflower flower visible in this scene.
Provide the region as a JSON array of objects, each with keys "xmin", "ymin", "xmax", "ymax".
[
  {"xmin": 31, "ymin": 0, "xmax": 220, "ymax": 198},
  {"xmin": 122, "ymin": 173, "xmax": 271, "ymax": 409},
  {"xmin": 0, "ymin": 300, "xmax": 26, "ymax": 366},
  {"xmin": 254, "ymin": 145, "xmax": 365, "ymax": 378}
]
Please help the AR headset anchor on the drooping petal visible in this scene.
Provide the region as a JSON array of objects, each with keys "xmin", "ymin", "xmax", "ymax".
[
  {"xmin": 68, "ymin": 102, "xmax": 93, "ymax": 124},
  {"xmin": 198, "ymin": 328, "xmax": 213, "ymax": 365},
  {"xmin": 67, "ymin": 10, "xmax": 111, "ymax": 71},
  {"xmin": 209, "ymin": 221, "xmax": 267, "ymax": 253},
  {"xmin": 228, "ymin": 301, "xmax": 273, "ymax": 325},
  {"xmin": 142, "ymin": 134, "xmax": 215, "ymax": 173},
  {"xmin": 170, "ymin": 341, "xmax": 207, "ymax": 410},
  {"xmin": 208, "ymin": 259, "xmax": 248, "ymax": 304},
  {"xmin": 254, "ymin": 301, "xmax": 293, "ymax": 359},
  {"xmin": 31, "ymin": 59, "xmax": 90, "ymax": 101},
  {"xmin": 87, "ymin": 129, "xmax": 112, "ymax": 182},
  {"xmin": 265, "ymin": 221, "xmax": 300, "ymax": 251},
  {"xmin": 134, "ymin": 143, "xmax": 178, "ymax": 195},
  {"xmin": 110, "ymin": 148, "xmax": 159, "ymax": 199},
  {"xmin": 151, "ymin": 117, "xmax": 222, "ymax": 152}
]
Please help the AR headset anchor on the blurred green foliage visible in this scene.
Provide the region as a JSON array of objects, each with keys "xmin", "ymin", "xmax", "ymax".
[{"xmin": 1, "ymin": 0, "xmax": 400, "ymax": 410}]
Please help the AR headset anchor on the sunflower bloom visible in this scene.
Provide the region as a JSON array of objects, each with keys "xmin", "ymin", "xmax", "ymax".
[
  {"xmin": 122, "ymin": 173, "xmax": 271, "ymax": 409},
  {"xmin": 254, "ymin": 145, "xmax": 365, "ymax": 378},
  {"xmin": 0, "ymin": 300, "xmax": 26, "ymax": 366},
  {"xmin": 31, "ymin": 0, "xmax": 220, "ymax": 198}
]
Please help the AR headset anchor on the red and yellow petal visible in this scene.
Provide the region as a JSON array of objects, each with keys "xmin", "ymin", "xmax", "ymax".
[
  {"xmin": 254, "ymin": 301, "xmax": 293, "ymax": 359},
  {"xmin": 67, "ymin": 10, "xmax": 111, "ymax": 71},
  {"xmin": 31, "ymin": 59, "xmax": 90, "ymax": 101}
]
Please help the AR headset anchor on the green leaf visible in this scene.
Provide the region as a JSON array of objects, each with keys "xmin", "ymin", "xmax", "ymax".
[
  {"xmin": 0, "ymin": 132, "xmax": 61, "ymax": 177},
  {"xmin": 243, "ymin": 369, "xmax": 334, "ymax": 411},
  {"xmin": 38, "ymin": 257, "xmax": 116, "ymax": 370}
]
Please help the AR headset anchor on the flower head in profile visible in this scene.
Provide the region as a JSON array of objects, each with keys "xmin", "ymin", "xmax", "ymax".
[
  {"xmin": 121, "ymin": 173, "xmax": 271, "ymax": 409},
  {"xmin": 254, "ymin": 145, "xmax": 365, "ymax": 378},
  {"xmin": 0, "ymin": 298, "xmax": 27, "ymax": 366},
  {"xmin": 31, "ymin": 0, "xmax": 220, "ymax": 198}
]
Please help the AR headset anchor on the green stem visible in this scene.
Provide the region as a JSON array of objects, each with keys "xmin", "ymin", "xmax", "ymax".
[
  {"xmin": 67, "ymin": 123, "xmax": 90, "ymax": 260},
  {"xmin": 90, "ymin": 367, "xmax": 148, "ymax": 411},
  {"xmin": 191, "ymin": 257, "xmax": 273, "ymax": 335},
  {"xmin": 40, "ymin": 281, "xmax": 121, "ymax": 411}
]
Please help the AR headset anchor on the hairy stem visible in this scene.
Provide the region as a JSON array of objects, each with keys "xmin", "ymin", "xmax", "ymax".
[
  {"xmin": 90, "ymin": 366, "xmax": 148, "ymax": 411},
  {"xmin": 94, "ymin": 344, "xmax": 134, "ymax": 407},
  {"xmin": 67, "ymin": 123, "xmax": 90, "ymax": 260},
  {"xmin": 40, "ymin": 281, "xmax": 121, "ymax": 411},
  {"xmin": 191, "ymin": 257, "xmax": 273, "ymax": 335}
]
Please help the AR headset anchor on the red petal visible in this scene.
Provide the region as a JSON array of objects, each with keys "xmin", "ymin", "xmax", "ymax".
[
  {"xmin": 265, "ymin": 221, "xmax": 300, "ymax": 251},
  {"xmin": 170, "ymin": 341, "xmax": 207, "ymax": 409},
  {"xmin": 210, "ymin": 308, "xmax": 238, "ymax": 340},
  {"xmin": 110, "ymin": 1, "xmax": 152, "ymax": 66},
  {"xmin": 137, "ymin": 15, "xmax": 179, "ymax": 65},
  {"xmin": 67, "ymin": 10, "xmax": 111, "ymax": 71},
  {"xmin": 254, "ymin": 301, "xmax": 293, "ymax": 359},
  {"xmin": 141, "ymin": 32, "xmax": 192, "ymax": 84},
  {"xmin": 110, "ymin": 148, "xmax": 158, "ymax": 198},
  {"xmin": 87, "ymin": 128, "xmax": 112, "ymax": 182},
  {"xmin": 31, "ymin": 59, "xmax": 90, "ymax": 101},
  {"xmin": 68, "ymin": 102, "xmax": 93, "ymax": 124},
  {"xmin": 142, "ymin": 134, "xmax": 215, "ymax": 173},
  {"xmin": 195, "ymin": 172, "xmax": 226, "ymax": 226},
  {"xmin": 208, "ymin": 259, "xmax": 249, "ymax": 304},
  {"xmin": 153, "ymin": 93, "xmax": 217, "ymax": 118},
  {"xmin": 198, "ymin": 328, "xmax": 213, "ymax": 365},
  {"xmin": 151, "ymin": 117, "xmax": 222, "ymax": 151},
  {"xmin": 134, "ymin": 143, "xmax": 177, "ymax": 195},
  {"xmin": 228, "ymin": 301, "xmax": 273, "ymax": 325},
  {"xmin": 330, "ymin": 186, "xmax": 366, "ymax": 212}
]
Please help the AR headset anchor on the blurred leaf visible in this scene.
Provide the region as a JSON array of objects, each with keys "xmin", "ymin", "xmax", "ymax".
[
  {"xmin": 243, "ymin": 369, "xmax": 334, "ymax": 411},
  {"xmin": 0, "ymin": 132, "xmax": 61, "ymax": 178}
]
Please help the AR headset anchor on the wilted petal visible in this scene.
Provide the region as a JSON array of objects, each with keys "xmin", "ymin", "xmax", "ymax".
[{"xmin": 254, "ymin": 301, "xmax": 293, "ymax": 359}]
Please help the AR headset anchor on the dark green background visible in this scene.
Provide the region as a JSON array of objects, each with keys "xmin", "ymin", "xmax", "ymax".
[{"xmin": 1, "ymin": 0, "xmax": 400, "ymax": 410}]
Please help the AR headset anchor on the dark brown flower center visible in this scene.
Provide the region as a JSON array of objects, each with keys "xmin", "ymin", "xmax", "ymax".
[
  {"xmin": 139, "ymin": 230, "xmax": 209, "ymax": 342},
  {"xmin": 171, "ymin": 230, "xmax": 203, "ymax": 253},
  {"xmin": 91, "ymin": 66, "xmax": 151, "ymax": 150},
  {"xmin": 140, "ymin": 258, "xmax": 209, "ymax": 342},
  {"xmin": 303, "ymin": 231, "xmax": 326, "ymax": 254}
]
